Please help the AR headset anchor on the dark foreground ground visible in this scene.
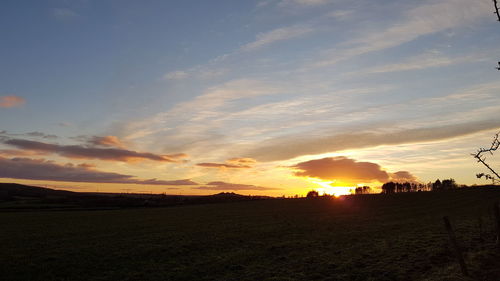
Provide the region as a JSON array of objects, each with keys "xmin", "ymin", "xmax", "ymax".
[{"xmin": 1, "ymin": 188, "xmax": 499, "ymax": 281}]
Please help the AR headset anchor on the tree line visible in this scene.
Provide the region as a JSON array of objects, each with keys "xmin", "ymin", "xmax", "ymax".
[{"xmin": 381, "ymin": 178, "xmax": 458, "ymax": 194}]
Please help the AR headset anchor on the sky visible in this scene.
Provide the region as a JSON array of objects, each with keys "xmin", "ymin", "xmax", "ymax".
[{"xmin": 1, "ymin": 0, "xmax": 499, "ymax": 196}]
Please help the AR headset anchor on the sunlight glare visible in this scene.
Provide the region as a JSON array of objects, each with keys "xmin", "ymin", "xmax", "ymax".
[{"xmin": 311, "ymin": 180, "xmax": 354, "ymax": 197}]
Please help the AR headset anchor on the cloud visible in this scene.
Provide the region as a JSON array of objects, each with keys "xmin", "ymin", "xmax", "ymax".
[
  {"xmin": 163, "ymin": 70, "xmax": 189, "ymax": 80},
  {"xmin": 362, "ymin": 52, "xmax": 486, "ymax": 74},
  {"xmin": 196, "ymin": 163, "xmax": 251, "ymax": 169},
  {"xmin": 227, "ymin": 158, "xmax": 257, "ymax": 165},
  {"xmin": 3, "ymin": 138, "xmax": 186, "ymax": 162},
  {"xmin": 194, "ymin": 181, "xmax": 278, "ymax": 191},
  {"xmin": 291, "ymin": 156, "xmax": 418, "ymax": 184},
  {"xmin": 246, "ymin": 119, "xmax": 500, "ymax": 161},
  {"xmin": 0, "ymin": 96, "xmax": 25, "ymax": 108},
  {"xmin": 51, "ymin": 8, "xmax": 79, "ymax": 20},
  {"xmin": 390, "ymin": 171, "xmax": 418, "ymax": 183},
  {"xmin": 26, "ymin": 131, "xmax": 58, "ymax": 139},
  {"xmin": 278, "ymin": 0, "xmax": 330, "ymax": 7},
  {"xmin": 121, "ymin": 79, "xmax": 284, "ymax": 142},
  {"xmin": 139, "ymin": 179, "xmax": 198, "ymax": 185},
  {"xmin": 0, "ymin": 149, "xmax": 47, "ymax": 157},
  {"xmin": 313, "ymin": 0, "xmax": 490, "ymax": 67},
  {"xmin": 0, "ymin": 156, "xmax": 198, "ymax": 185},
  {"xmin": 87, "ymin": 136, "xmax": 126, "ymax": 148},
  {"xmin": 241, "ymin": 25, "xmax": 313, "ymax": 52},
  {"xmin": 196, "ymin": 157, "xmax": 257, "ymax": 169},
  {"xmin": 291, "ymin": 156, "xmax": 390, "ymax": 183}
]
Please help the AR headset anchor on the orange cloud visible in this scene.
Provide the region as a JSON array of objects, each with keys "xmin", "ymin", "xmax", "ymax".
[
  {"xmin": 291, "ymin": 156, "xmax": 417, "ymax": 185},
  {"xmin": 291, "ymin": 157, "xmax": 389, "ymax": 183},
  {"xmin": 3, "ymin": 138, "xmax": 186, "ymax": 162},
  {"xmin": 226, "ymin": 157, "xmax": 257, "ymax": 165},
  {"xmin": 0, "ymin": 96, "xmax": 25, "ymax": 108},
  {"xmin": 88, "ymin": 136, "xmax": 126, "ymax": 148},
  {"xmin": 196, "ymin": 163, "xmax": 252, "ymax": 169}
]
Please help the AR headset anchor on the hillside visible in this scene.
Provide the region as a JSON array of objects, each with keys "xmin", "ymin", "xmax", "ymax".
[{"xmin": 0, "ymin": 183, "xmax": 271, "ymax": 210}]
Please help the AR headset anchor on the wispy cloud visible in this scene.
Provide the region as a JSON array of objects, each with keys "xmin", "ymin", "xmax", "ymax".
[
  {"xmin": 312, "ymin": 0, "xmax": 490, "ymax": 67},
  {"xmin": 241, "ymin": 25, "xmax": 313, "ymax": 52},
  {"xmin": 361, "ymin": 51, "xmax": 487, "ymax": 74},
  {"xmin": 0, "ymin": 96, "xmax": 25, "ymax": 108},
  {"xmin": 163, "ymin": 70, "xmax": 189, "ymax": 80},
  {"xmin": 246, "ymin": 118, "xmax": 500, "ymax": 161},
  {"xmin": 51, "ymin": 8, "xmax": 79, "ymax": 20},
  {"xmin": 0, "ymin": 156, "xmax": 198, "ymax": 185},
  {"xmin": 196, "ymin": 157, "xmax": 257, "ymax": 169},
  {"xmin": 87, "ymin": 136, "xmax": 126, "ymax": 149},
  {"xmin": 196, "ymin": 163, "xmax": 251, "ymax": 169},
  {"xmin": 194, "ymin": 181, "xmax": 278, "ymax": 191}
]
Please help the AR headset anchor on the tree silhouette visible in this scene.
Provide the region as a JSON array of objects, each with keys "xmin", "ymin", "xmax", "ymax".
[
  {"xmin": 472, "ymin": 132, "xmax": 500, "ymax": 184},
  {"xmin": 306, "ymin": 190, "xmax": 319, "ymax": 198}
]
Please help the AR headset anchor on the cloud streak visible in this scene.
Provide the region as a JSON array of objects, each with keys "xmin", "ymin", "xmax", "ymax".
[
  {"xmin": 241, "ymin": 25, "xmax": 313, "ymax": 52},
  {"xmin": 3, "ymin": 138, "xmax": 187, "ymax": 162},
  {"xmin": 0, "ymin": 156, "xmax": 198, "ymax": 185},
  {"xmin": 196, "ymin": 157, "xmax": 257, "ymax": 169},
  {"xmin": 246, "ymin": 119, "xmax": 500, "ymax": 161},
  {"xmin": 196, "ymin": 163, "xmax": 251, "ymax": 169},
  {"xmin": 313, "ymin": 0, "xmax": 490, "ymax": 67},
  {"xmin": 194, "ymin": 181, "xmax": 278, "ymax": 191}
]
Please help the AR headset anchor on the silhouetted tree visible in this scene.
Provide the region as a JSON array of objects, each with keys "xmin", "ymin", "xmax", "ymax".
[
  {"xmin": 381, "ymin": 182, "xmax": 396, "ymax": 194},
  {"xmin": 432, "ymin": 179, "xmax": 442, "ymax": 191},
  {"xmin": 306, "ymin": 190, "xmax": 319, "ymax": 198},
  {"xmin": 441, "ymin": 178, "xmax": 457, "ymax": 190},
  {"xmin": 472, "ymin": 132, "xmax": 500, "ymax": 184},
  {"xmin": 355, "ymin": 186, "xmax": 371, "ymax": 195}
]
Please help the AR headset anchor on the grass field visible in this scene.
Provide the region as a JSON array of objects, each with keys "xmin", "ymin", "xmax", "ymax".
[{"xmin": 1, "ymin": 188, "xmax": 500, "ymax": 281}]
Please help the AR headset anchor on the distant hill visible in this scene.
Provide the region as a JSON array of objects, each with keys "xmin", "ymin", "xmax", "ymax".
[
  {"xmin": 0, "ymin": 183, "xmax": 272, "ymax": 210},
  {"xmin": 0, "ymin": 183, "xmax": 76, "ymax": 198}
]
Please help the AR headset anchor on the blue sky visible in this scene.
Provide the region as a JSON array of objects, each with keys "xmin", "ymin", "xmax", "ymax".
[{"xmin": 1, "ymin": 0, "xmax": 499, "ymax": 195}]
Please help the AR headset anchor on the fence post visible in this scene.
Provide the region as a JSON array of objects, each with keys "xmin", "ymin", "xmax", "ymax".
[{"xmin": 443, "ymin": 216, "xmax": 468, "ymax": 276}]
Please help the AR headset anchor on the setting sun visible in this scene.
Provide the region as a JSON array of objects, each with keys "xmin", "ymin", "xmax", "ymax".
[{"xmin": 311, "ymin": 180, "xmax": 354, "ymax": 197}]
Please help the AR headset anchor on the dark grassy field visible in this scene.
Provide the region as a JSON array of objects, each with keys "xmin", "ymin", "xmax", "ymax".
[{"xmin": 1, "ymin": 188, "xmax": 500, "ymax": 281}]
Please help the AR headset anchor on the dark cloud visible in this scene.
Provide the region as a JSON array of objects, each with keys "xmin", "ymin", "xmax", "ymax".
[
  {"xmin": 3, "ymin": 138, "xmax": 186, "ymax": 162},
  {"xmin": 246, "ymin": 119, "xmax": 500, "ymax": 161},
  {"xmin": 291, "ymin": 157, "xmax": 390, "ymax": 183},
  {"xmin": 26, "ymin": 132, "xmax": 58, "ymax": 139},
  {"xmin": 194, "ymin": 181, "xmax": 278, "ymax": 191},
  {"xmin": 0, "ymin": 156, "xmax": 198, "ymax": 185},
  {"xmin": 196, "ymin": 163, "xmax": 251, "ymax": 169},
  {"xmin": 0, "ymin": 130, "xmax": 57, "ymax": 139}
]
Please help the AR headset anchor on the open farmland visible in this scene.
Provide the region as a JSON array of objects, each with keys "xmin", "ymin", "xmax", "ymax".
[{"xmin": 1, "ymin": 188, "xmax": 500, "ymax": 281}]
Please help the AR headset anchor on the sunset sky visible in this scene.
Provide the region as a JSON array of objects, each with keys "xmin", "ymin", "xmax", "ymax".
[{"xmin": 1, "ymin": 0, "xmax": 499, "ymax": 196}]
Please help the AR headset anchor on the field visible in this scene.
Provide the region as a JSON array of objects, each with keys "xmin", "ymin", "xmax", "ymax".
[{"xmin": 1, "ymin": 188, "xmax": 500, "ymax": 281}]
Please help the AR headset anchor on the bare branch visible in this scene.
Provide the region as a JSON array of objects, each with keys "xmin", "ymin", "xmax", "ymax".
[
  {"xmin": 494, "ymin": 0, "xmax": 500, "ymax": 21},
  {"xmin": 472, "ymin": 132, "xmax": 500, "ymax": 183}
]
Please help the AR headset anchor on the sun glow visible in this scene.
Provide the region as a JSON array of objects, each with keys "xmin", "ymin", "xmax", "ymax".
[{"xmin": 311, "ymin": 180, "xmax": 354, "ymax": 197}]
